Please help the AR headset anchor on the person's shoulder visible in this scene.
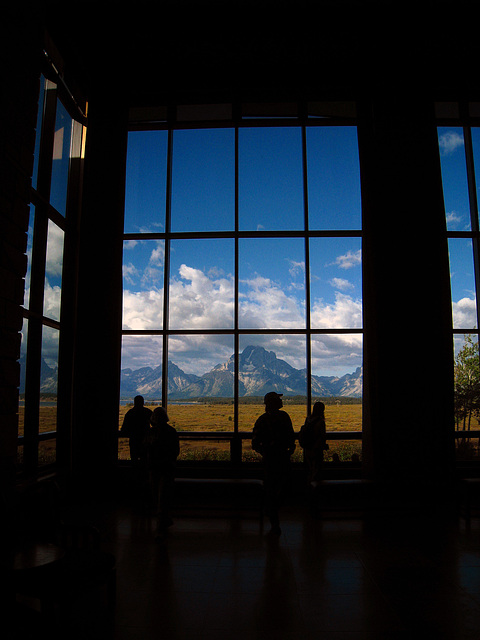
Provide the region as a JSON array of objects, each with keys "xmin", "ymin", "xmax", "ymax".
[{"xmin": 254, "ymin": 413, "xmax": 268, "ymax": 426}]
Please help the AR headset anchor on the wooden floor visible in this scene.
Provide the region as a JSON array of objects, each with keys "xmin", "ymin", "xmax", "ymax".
[{"xmin": 19, "ymin": 488, "xmax": 480, "ymax": 640}]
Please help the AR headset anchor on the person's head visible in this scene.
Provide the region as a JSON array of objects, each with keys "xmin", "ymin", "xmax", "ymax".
[
  {"xmin": 150, "ymin": 406, "xmax": 169, "ymax": 426},
  {"xmin": 312, "ymin": 401, "xmax": 325, "ymax": 417},
  {"xmin": 134, "ymin": 395, "xmax": 145, "ymax": 408},
  {"xmin": 264, "ymin": 391, "xmax": 283, "ymax": 412}
]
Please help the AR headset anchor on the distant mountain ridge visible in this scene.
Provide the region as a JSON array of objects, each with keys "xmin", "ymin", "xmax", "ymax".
[
  {"xmin": 22, "ymin": 346, "xmax": 362, "ymax": 399},
  {"xmin": 120, "ymin": 345, "xmax": 362, "ymax": 399}
]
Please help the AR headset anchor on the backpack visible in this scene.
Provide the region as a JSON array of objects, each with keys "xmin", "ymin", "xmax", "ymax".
[{"xmin": 298, "ymin": 417, "xmax": 317, "ymax": 449}]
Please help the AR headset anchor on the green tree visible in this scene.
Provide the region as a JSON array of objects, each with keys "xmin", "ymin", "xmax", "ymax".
[{"xmin": 454, "ymin": 334, "xmax": 480, "ymax": 437}]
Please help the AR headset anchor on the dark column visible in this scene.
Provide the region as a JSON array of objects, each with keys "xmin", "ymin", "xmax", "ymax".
[
  {"xmin": 359, "ymin": 95, "xmax": 456, "ymax": 496},
  {"xmin": 0, "ymin": 10, "xmax": 42, "ymax": 487},
  {"xmin": 72, "ymin": 83, "xmax": 128, "ymax": 494}
]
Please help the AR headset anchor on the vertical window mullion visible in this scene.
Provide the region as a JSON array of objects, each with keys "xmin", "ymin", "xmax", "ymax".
[
  {"xmin": 234, "ymin": 126, "xmax": 239, "ymax": 438},
  {"xmin": 162, "ymin": 128, "xmax": 173, "ymax": 410},
  {"xmin": 302, "ymin": 125, "xmax": 312, "ymax": 414}
]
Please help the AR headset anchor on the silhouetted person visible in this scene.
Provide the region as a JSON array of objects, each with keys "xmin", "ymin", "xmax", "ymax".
[
  {"xmin": 252, "ymin": 392, "xmax": 296, "ymax": 535},
  {"xmin": 121, "ymin": 395, "xmax": 152, "ymax": 475},
  {"xmin": 299, "ymin": 401, "xmax": 328, "ymax": 483},
  {"xmin": 145, "ymin": 407, "xmax": 180, "ymax": 538}
]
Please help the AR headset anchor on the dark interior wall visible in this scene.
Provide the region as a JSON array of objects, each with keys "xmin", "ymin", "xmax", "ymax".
[{"xmin": 0, "ymin": 10, "xmax": 43, "ymax": 485}]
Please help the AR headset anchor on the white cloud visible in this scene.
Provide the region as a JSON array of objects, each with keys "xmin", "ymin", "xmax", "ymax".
[
  {"xmin": 42, "ymin": 281, "xmax": 62, "ymax": 321},
  {"xmin": 438, "ymin": 130, "xmax": 464, "ymax": 156},
  {"xmin": 123, "ymin": 263, "xmax": 139, "ymax": 284},
  {"xmin": 311, "ymin": 291, "xmax": 362, "ymax": 329},
  {"xmin": 239, "ymin": 275, "xmax": 305, "ymax": 328},
  {"xmin": 45, "ymin": 221, "xmax": 64, "ymax": 278},
  {"xmin": 122, "ymin": 262, "xmax": 363, "ymax": 375},
  {"xmin": 330, "ymin": 277, "xmax": 354, "ymax": 291},
  {"xmin": 288, "ymin": 260, "xmax": 305, "ymax": 277},
  {"xmin": 123, "ymin": 289, "xmax": 164, "ymax": 330},
  {"xmin": 452, "ymin": 296, "xmax": 477, "ymax": 329},
  {"xmin": 446, "ymin": 210, "xmax": 465, "ymax": 227},
  {"xmin": 331, "ymin": 249, "xmax": 361, "ymax": 270},
  {"xmin": 311, "ymin": 333, "xmax": 363, "ymax": 376}
]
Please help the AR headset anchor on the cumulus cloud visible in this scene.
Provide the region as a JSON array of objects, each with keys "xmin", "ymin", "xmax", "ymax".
[
  {"xmin": 122, "ymin": 261, "xmax": 363, "ymax": 375},
  {"xmin": 45, "ymin": 221, "xmax": 64, "ymax": 278},
  {"xmin": 330, "ymin": 277, "xmax": 354, "ymax": 291},
  {"xmin": 43, "ymin": 281, "xmax": 62, "ymax": 321},
  {"xmin": 446, "ymin": 210, "xmax": 465, "ymax": 228},
  {"xmin": 239, "ymin": 275, "xmax": 305, "ymax": 328},
  {"xmin": 452, "ymin": 296, "xmax": 477, "ymax": 329},
  {"xmin": 311, "ymin": 333, "xmax": 363, "ymax": 375},
  {"xmin": 331, "ymin": 249, "xmax": 361, "ymax": 270},
  {"xmin": 311, "ymin": 291, "xmax": 363, "ymax": 329},
  {"xmin": 438, "ymin": 130, "xmax": 464, "ymax": 156},
  {"xmin": 123, "ymin": 263, "xmax": 139, "ymax": 284}
]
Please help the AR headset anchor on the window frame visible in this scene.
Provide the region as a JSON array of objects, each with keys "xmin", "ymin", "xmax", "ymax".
[
  {"xmin": 437, "ymin": 102, "xmax": 480, "ymax": 460},
  {"xmin": 20, "ymin": 53, "xmax": 86, "ymax": 474},
  {"xmin": 121, "ymin": 103, "xmax": 364, "ymax": 466}
]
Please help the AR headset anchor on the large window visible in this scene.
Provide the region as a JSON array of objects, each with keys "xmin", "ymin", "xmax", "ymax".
[
  {"xmin": 120, "ymin": 103, "xmax": 363, "ymax": 465},
  {"xmin": 19, "ymin": 61, "xmax": 86, "ymax": 472},
  {"xmin": 437, "ymin": 103, "xmax": 480, "ymax": 461}
]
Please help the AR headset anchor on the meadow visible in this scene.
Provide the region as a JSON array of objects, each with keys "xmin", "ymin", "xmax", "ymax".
[
  {"xmin": 22, "ymin": 399, "xmax": 480, "ymax": 465},
  {"xmin": 118, "ymin": 399, "xmax": 363, "ymax": 463}
]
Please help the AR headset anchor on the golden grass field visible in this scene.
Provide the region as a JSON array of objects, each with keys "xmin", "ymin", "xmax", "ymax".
[
  {"xmin": 118, "ymin": 401, "xmax": 363, "ymax": 462},
  {"xmin": 22, "ymin": 401, "xmax": 480, "ymax": 465}
]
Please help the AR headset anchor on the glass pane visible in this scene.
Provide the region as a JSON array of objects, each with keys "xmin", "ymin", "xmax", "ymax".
[
  {"xmin": 438, "ymin": 127, "xmax": 470, "ymax": 231},
  {"xmin": 23, "ymin": 205, "xmax": 35, "ymax": 310},
  {"xmin": 40, "ymin": 325, "xmax": 59, "ymax": 437},
  {"xmin": 39, "ymin": 438, "xmax": 57, "ymax": 466},
  {"xmin": 454, "ymin": 333, "xmax": 480, "ymax": 460},
  {"xmin": 306, "ymin": 126, "xmax": 361, "ymax": 230},
  {"xmin": 448, "ymin": 238, "xmax": 477, "ymax": 329},
  {"xmin": 471, "ymin": 127, "xmax": 480, "ymax": 227},
  {"xmin": 167, "ymin": 335, "xmax": 235, "ymax": 432},
  {"xmin": 311, "ymin": 334, "xmax": 363, "ymax": 432},
  {"xmin": 178, "ymin": 439, "xmax": 231, "ymax": 462},
  {"xmin": 238, "ymin": 335, "xmax": 307, "ymax": 434},
  {"xmin": 169, "ymin": 238, "xmax": 234, "ymax": 329},
  {"xmin": 120, "ymin": 334, "xmax": 163, "ymax": 401},
  {"xmin": 325, "ymin": 440, "xmax": 362, "ymax": 463},
  {"xmin": 239, "ymin": 127, "xmax": 304, "ymax": 231},
  {"xmin": 50, "ymin": 99, "xmax": 73, "ymax": 215},
  {"xmin": 311, "ymin": 333, "xmax": 363, "ymax": 380},
  {"xmin": 124, "ymin": 130, "xmax": 167, "ymax": 233},
  {"xmin": 119, "ymin": 335, "xmax": 163, "ymax": 460},
  {"xmin": 171, "ymin": 128, "xmax": 235, "ymax": 232},
  {"xmin": 310, "ymin": 237, "xmax": 362, "ymax": 329},
  {"xmin": 122, "ymin": 239, "xmax": 165, "ymax": 329},
  {"xmin": 43, "ymin": 219, "xmax": 64, "ymax": 321},
  {"xmin": 32, "ymin": 75, "xmax": 46, "ymax": 191},
  {"xmin": 238, "ymin": 238, "xmax": 306, "ymax": 329}
]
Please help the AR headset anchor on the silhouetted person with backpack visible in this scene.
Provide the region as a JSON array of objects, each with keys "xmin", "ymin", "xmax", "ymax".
[
  {"xmin": 299, "ymin": 401, "xmax": 328, "ymax": 483},
  {"xmin": 252, "ymin": 392, "xmax": 296, "ymax": 535},
  {"xmin": 145, "ymin": 407, "xmax": 180, "ymax": 538}
]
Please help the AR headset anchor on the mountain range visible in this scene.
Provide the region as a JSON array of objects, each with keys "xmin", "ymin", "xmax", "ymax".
[
  {"xmin": 21, "ymin": 345, "xmax": 362, "ymax": 399},
  {"xmin": 120, "ymin": 345, "xmax": 363, "ymax": 399}
]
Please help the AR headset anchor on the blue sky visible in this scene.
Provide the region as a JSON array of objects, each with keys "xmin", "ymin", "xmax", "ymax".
[{"xmin": 122, "ymin": 126, "xmax": 363, "ymax": 376}]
